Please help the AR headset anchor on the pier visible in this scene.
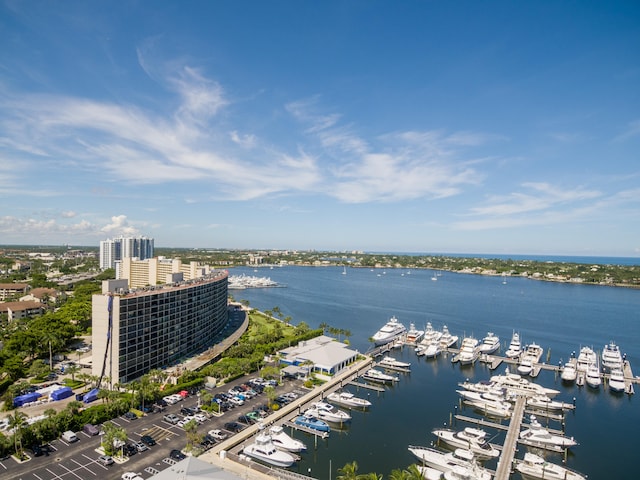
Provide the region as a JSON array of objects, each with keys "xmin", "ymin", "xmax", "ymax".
[{"xmin": 493, "ymin": 396, "xmax": 526, "ymax": 480}]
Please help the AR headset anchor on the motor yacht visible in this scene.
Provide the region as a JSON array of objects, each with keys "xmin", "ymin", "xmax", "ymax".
[
  {"xmin": 457, "ymin": 390, "xmax": 512, "ymax": 418},
  {"xmin": 521, "ymin": 342, "xmax": 544, "ymax": 364},
  {"xmin": 519, "ymin": 415, "xmax": 577, "ymax": 450},
  {"xmin": 378, "ymin": 355, "xmax": 411, "ymax": 369},
  {"xmin": 608, "ymin": 368, "xmax": 626, "ymax": 393},
  {"xmin": 517, "ymin": 358, "xmax": 534, "ymax": 376},
  {"xmin": 372, "ymin": 315, "xmax": 407, "ymax": 346},
  {"xmin": 457, "ymin": 337, "xmax": 480, "ymax": 365},
  {"xmin": 362, "ymin": 368, "xmax": 399, "ymax": 384},
  {"xmin": 601, "ymin": 341, "xmax": 623, "ymax": 372},
  {"xmin": 526, "ymin": 394, "xmax": 575, "ymax": 412},
  {"xmin": 327, "ymin": 392, "xmax": 371, "ymax": 409},
  {"xmin": 268, "ymin": 425, "xmax": 307, "ymax": 452},
  {"xmin": 326, "ymin": 391, "xmax": 372, "ymax": 409},
  {"xmin": 242, "ymin": 430, "xmax": 297, "ymax": 467},
  {"xmin": 444, "ymin": 464, "xmax": 493, "ymax": 480},
  {"xmin": 504, "ymin": 332, "xmax": 523, "ymax": 358},
  {"xmin": 439, "ymin": 325, "xmax": 458, "ymax": 348},
  {"xmin": 560, "ymin": 362, "xmax": 577, "ymax": 383},
  {"xmin": 417, "ymin": 341, "xmax": 441, "ymax": 358},
  {"xmin": 407, "ymin": 446, "xmax": 491, "ymax": 479},
  {"xmin": 478, "ymin": 332, "xmax": 500, "ymax": 354},
  {"xmin": 585, "ymin": 362, "xmax": 601, "ymax": 389},
  {"xmin": 293, "ymin": 413, "xmax": 330, "ymax": 432},
  {"xmin": 432, "ymin": 427, "xmax": 500, "ymax": 461},
  {"xmin": 421, "ymin": 322, "xmax": 442, "ymax": 346},
  {"xmin": 405, "ymin": 323, "xmax": 424, "ymax": 344},
  {"xmin": 515, "ymin": 452, "xmax": 587, "ymax": 480},
  {"xmin": 490, "ymin": 369, "xmax": 561, "ymax": 398},
  {"xmin": 305, "ymin": 401, "xmax": 351, "ymax": 424},
  {"xmin": 576, "ymin": 346, "xmax": 597, "ymax": 372}
]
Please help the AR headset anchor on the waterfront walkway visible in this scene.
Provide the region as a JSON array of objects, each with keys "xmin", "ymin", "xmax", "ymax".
[{"xmin": 493, "ymin": 396, "xmax": 526, "ymax": 480}]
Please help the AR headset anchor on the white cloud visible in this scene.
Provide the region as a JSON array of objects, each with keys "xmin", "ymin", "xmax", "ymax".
[{"xmin": 100, "ymin": 215, "xmax": 139, "ymax": 236}]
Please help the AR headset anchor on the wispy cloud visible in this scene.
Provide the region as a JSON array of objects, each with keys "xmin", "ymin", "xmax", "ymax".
[{"xmin": 614, "ymin": 119, "xmax": 640, "ymax": 142}]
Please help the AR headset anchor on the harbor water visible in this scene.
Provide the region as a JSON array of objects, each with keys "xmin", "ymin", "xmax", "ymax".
[{"xmin": 229, "ymin": 265, "xmax": 640, "ymax": 479}]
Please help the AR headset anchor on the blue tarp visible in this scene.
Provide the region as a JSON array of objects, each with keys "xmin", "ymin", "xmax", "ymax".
[
  {"xmin": 51, "ymin": 386, "xmax": 73, "ymax": 401},
  {"xmin": 13, "ymin": 392, "xmax": 41, "ymax": 407},
  {"xmin": 83, "ymin": 388, "xmax": 99, "ymax": 403}
]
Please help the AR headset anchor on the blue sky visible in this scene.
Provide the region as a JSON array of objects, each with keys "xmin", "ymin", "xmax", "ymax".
[{"xmin": 1, "ymin": 1, "xmax": 639, "ymax": 256}]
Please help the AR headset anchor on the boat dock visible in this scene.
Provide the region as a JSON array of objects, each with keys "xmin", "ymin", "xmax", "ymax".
[
  {"xmin": 346, "ymin": 380, "xmax": 386, "ymax": 392},
  {"xmin": 283, "ymin": 420, "xmax": 330, "ymax": 439},
  {"xmin": 493, "ymin": 396, "xmax": 526, "ymax": 480}
]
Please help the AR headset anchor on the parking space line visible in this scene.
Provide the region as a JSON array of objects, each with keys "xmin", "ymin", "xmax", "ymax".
[
  {"xmin": 70, "ymin": 457, "xmax": 97, "ymax": 477},
  {"xmin": 46, "ymin": 467, "xmax": 65, "ymax": 479}
]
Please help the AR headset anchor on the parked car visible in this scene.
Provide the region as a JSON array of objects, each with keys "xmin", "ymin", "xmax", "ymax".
[
  {"xmin": 140, "ymin": 435, "xmax": 156, "ymax": 446},
  {"xmin": 170, "ymin": 449, "xmax": 186, "ymax": 460},
  {"xmin": 29, "ymin": 444, "xmax": 44, "ymax": 457},
  {"xmin": 208, "ymin": 429, "xmax": 228, "ymax": 440},
  {"xmin": 223, "ymin": 421, "xmax": 244, "ymax": 433},
  {"xmin": 122, "ymin": 473, "xmax": 144, "ymax": 480},
  {"xmin": 83, "ymin": 424, "xmax": 100, "ymax": 436},
  {"xmin": 123, "ymin": 411, "xmax": 137, "ymax": 420},
  {"xmin": 98, "ymin": 455, "xmax": 114, "ymax": 466},
  {"xmin": 133, "ymin": 441, "xmax": 148, "ymax": 452},
  {"xmin": 123, "ymin": 443, "xmax": 137, "ymax": 457},
  {"xmin": 163, "ymin": 413, "xmax": 180, "ymax": 424},
  {"xmin": 61, "ymin": 430, "xmax": 78, "ymax": 443}
]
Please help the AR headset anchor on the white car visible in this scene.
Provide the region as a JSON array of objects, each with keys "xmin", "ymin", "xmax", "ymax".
[
  {"xmin": 193, "ymin": 413, "xmax": 207, "ymax": 423},
  {"xmin": 229, "ymin": 396, "xmax": 244, "ymax": 406},
  {"xmin": 208, "ymin": 429, "xmax": 228, "ymax": 441},
  {"xmin": 122, "ymin": 473, "xmax": 144, "ymax": 480}
]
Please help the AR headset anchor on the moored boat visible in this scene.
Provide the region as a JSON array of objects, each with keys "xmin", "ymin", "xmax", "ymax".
[
  {"xmin": 405, "ymin": 323, "xmax": 424, "ymax": 344},
  {"xmin": 362, "ymin": 368, "xmax": 399, "ymax": 384},
  {"xmin": 505, "ymin": 332, "xmax": 523, "ymax": 358},
  {"xmin": 576, "ymin": 346, "xmax": 597, "ymax": 372},
  {"xmin": 242, "ymin": 430, "xmax": 297, "ymax": 467},
  {"xmin": 378, "ymin": 355, "xmax": 411, "ymax": 369},
  {"xmin": 478, "ymin": 332, "xmax": 500, "ymax": 354},
  {"xmin": 432, "ymin": 427, "xmax": 500, "ymax": 461},
  {"xmin": 519, "ymin": 415, "xmax": 577, "ymax": 449},
  {"xmin": 408, "ymin": 446, "xmax": 491, "ymax": 480},
  {"xmin": 325, "ymin": 391, "xmax": 372, "ymax": 409},
  {"xmin": 560, "ymin": 362, "xmax": 577, "ymax": 383},
  {"xmin": 293, "ymin": 414, "xmax": 330, "ymax": 432},
  {"xmin": 305, "ymin": 401, "xmax": 351, "ymax": 424},
  {"xmin": 585, "ymin": 362, "xmax": 601, "ymax": 389},
  {"xmin": 608, "ymin": 368, "xmax": 626, "ymax": 393},
  {"xmin": 372, "ymin": 315, "xmax": 407, "ymax": 346},
  {"xmin": 439, "ymin": 325, "xmax": 458, "ymax": 349},
  {"xmin": 457, "ymin": 336, "xmax": 480, "ymax": 365},
  {"xmin": 268, "ymin": 425, "xmax": 307, "ymax": 452},
  {"xmin": 515, "ymin": 452, "xmax": 587, "ymax": 480},
  {"xmin": 601, "ymin": 341, "xmax": 623, "ymax": 372}
]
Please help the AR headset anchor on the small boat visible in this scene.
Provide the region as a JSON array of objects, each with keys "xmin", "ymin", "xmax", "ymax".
[
  {"xmin": 526, "ymin": 395, "xmax": 575, "ymax": 412},
  {"xmin": 519, "ymin": 415, "xmax": 577, "ymax": 449},
  {"xmin": 515, "ymin": 452, "xmax": 587, "ymax": 480},
  {"xmin": 372, "ymin": 315, "xmax": 407, "ymax": 346},
  {"xmin": 478, "ymin": 332, "xmax": 500, "ymax": 354},
  {"xmin": 576, "ymin": 346, "xmax": 597, "ymax": 372},
  {"xmin": 305, "ymin": 402, "xmax": 351, "ymax": 424},
  {"xmin": 560, "ymin": 362, "xmax": 577, "ymax": 383},
  {"xmin": 457, "ymin": 337, "xmax": 480, "ymax": 365},
  {"xmin": 242, "ymin": 430, "xmax": 297, "ymax": 467},
  {"xmin": 504, "ymin": 332, "xmax": 523, "ymax": 358},
  {"xmin": 439, "ymin": 325, "xmax": 458, "ymax": 348},
  {"xmin": 268, "ymin": 425, "xmax": 307, "ymax": 452},
  {"xmin": 362, "ymin": 368, "xmax": 399, "ymax": 384},
  {"xmin": 408, "ymin": 446, "xmax": 491, "ymax": 480},
  {"xmin": 601, "ymin": 341, "xmax": 623, "ymax": 372},
  {"xmin": 293, "ymin": 414, "xmax": 330, "ymax": 432},
  {"xmin": 432, "ymin": 427, "xmax": 500, "ymax": 460},
  {"xmin": 585, "ymin": 362, "xmax": 601, "ymax": 389},
  {"xmin": 608, "ymin": 368, "xmax": 626, "ymax": 393},
  {"xmin": 325, "ymin": 391, "xmax": 372, "ymax": 409},
  {"xmin": 522, "ymin": 342, "xmax": 544, "ymax": 363},
  {"xmin": 405, "ymin": 323, "xmax": 424, "ymax": 344},
  {"xmin": 378, "ymin": 355, "xmax": 411, "ymax": 369},
  {"xmin": 391, "ymin": 337, "xmax": 405, "ymax": 349}
]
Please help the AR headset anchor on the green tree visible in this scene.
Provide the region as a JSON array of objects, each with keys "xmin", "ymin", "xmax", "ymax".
[
  {"xmin": 337, "ymin": 461, "xmax": 360, "ymax": 480},
  {"xmin": 7, "ymin": 410, "xmax": 27, "ymax": 457}
]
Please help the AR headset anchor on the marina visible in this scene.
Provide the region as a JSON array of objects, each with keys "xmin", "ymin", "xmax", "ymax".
[{"xmin": 228, "ymin": 265, "xmax": 640, "ymax": 479}]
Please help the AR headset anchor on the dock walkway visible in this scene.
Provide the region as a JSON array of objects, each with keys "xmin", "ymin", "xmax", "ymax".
[{"xmin": 493, "ymin": 396, "xmax": 526, "ymax": 480}]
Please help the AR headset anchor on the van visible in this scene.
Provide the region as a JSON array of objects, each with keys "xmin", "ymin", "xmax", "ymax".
[
  {"xmin": 62, "ymin": 430, "xmax": 78, "ymax": 443},
  {"xmin": 83, "ymin": 424, "xmax": 100, "ymax": 436}
]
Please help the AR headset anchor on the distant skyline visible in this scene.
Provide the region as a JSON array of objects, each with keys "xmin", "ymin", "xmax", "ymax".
[{"xmin": 1, "ymin": 1, "xmax": 639, "ymax": 256}]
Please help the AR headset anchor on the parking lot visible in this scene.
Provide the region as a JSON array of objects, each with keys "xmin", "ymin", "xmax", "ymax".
[{"xmin": 0, "ymin": 376, "xmax": 305, "ymax": 480}]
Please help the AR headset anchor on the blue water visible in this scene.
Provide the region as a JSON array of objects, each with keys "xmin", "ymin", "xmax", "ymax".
[{"xmin": 230, "ymin": 266, "xmax": 640, "ymax": 479}]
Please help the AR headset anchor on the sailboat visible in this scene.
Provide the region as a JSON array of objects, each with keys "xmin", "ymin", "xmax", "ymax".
[
  {"xmin": 501, "ymin": 273, "xmax": 507, "ymax": 285},
  {"xmin": 342, "ymin": 266, "xmax": 346, "ymax": 275},
  {"xmin": 431, "ymin": 270, "xmax": 438, "ymax": 281}
]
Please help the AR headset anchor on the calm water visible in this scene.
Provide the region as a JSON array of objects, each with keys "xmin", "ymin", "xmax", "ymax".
[{"xmin": 230, "ymin": 266, "xmax": 640, "ymax": 479}]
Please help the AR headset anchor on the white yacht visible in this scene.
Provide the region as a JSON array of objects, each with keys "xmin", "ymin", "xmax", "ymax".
[
  {"xmin": 439, "ymin": 325, "xmax": 458, "ymax": 348},
  {"xmin": 422, "ymin": 322, "xmax": 443, "ymax": 346},
  {"xmin": 378, "ymin": 355, "xmax": 411, "ymax": 369},
  {"xmin": 515, "ymin": 452, "xmax": 587, "ymax": 480},
  {"xmin": 417, "ymin": 341, "xmax": 441, "ymax": 358},
  {"xmin": 432, "ymin": 427, "xmax": 500, "ymax": 461},
  {"xmin": 305, "ymin": 401, "xmax": 351, "ymax": 424},
  {"xmin": 268, "ymin": 425, "xmax": 307, "ymax": 452},
  {"xmin": 372, "ymin": 315, "xmax": 407, "ymax": 346},
  {"xmin": 457, "ymin": 337, "xmax": 480, "ymax": 365},
  {"xmin": 526, "ymin": 394, "xmax": 575, "ymax": 412},
  {"xmin": 242, "ymin": 430, "xmax": 297, "ymax": 467},
  {"xmin": 405, "ymin": 323, "xmax": 424, "ymax": 344},
  {"xmin": 522, "ymin": 342, "xmax": 544, "ymax": 363},
  {"xmin": 443, "ymin": 464, "xmax": 493, "ymax": 480},
  {"xmin": 517, "ymin": 358, "xmax": 534, "ymax": 376},
  {"xmin": 560, "ymin": 362, "xmax": 577, "ymax": 383},
  {"xmin": 490, "ymin": 370, "xmax": 561, "ymax": 398},
  {"xmin": 478, "ymin": 332, "xmax": 500, "ymax": 354},
  {"xmin": 407, "ymin": 446, "xmax": 491, "ymax": 480},
  {"xmin": 457, "ymin": 390, "xmax": 512, "ymax": 418},
  {"xmin": 362, "ymin": 368, "xmax": 399, "ymax": 384},
  {"xmin": 602, "ymin": 341, "xmax": 623, "ymax": 372},
  {"xmin": 504, "ymin": 332, "xmax": 523, "ymax": 358},
  {"xmin": 576, "ymin": 346, "xmax": 597, "ymax": 372},
  {"xmin": 519, "ymin": 415, "xmax": 577, "ymax": 450},
  {"xmin": 585, "ymin": 362, "xmax": 602, "ymax": 389},
  {"xmin": 325, "ymin": 391, "xmax": 372, "ymax": 409},
  {"xmin": 608, "ymin": 368, "xmax": 626, "ymax": 393}
]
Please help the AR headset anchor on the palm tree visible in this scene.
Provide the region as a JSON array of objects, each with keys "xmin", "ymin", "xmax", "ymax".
[
  {"xmin": 337, "ymin": 461, "xmax": 360, "ymax": 480},
  {"xmin": 319, "ymin": 322, "xmax": 329, "ymax": 334},
  {"xmin": 389, "ymin": 469, "xmax": 409, "ymax": 480},
  {"xmin": 404, "ymin": 464, "xmax": 424, "ymax": 480},
  {"xmin": 66, "ymin": 364, "xmax": 80, "ymax": 382},
  {"xmin": 44, "ymin": 408, "xmax": 58, "ymax": 439},
  {"xmin": 7, "ymin": 410, "xmax": 27, "ymax": 458},
  {"xmin": 358, "ymin": 474, "xmax": 382, "ymax": 480}
]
